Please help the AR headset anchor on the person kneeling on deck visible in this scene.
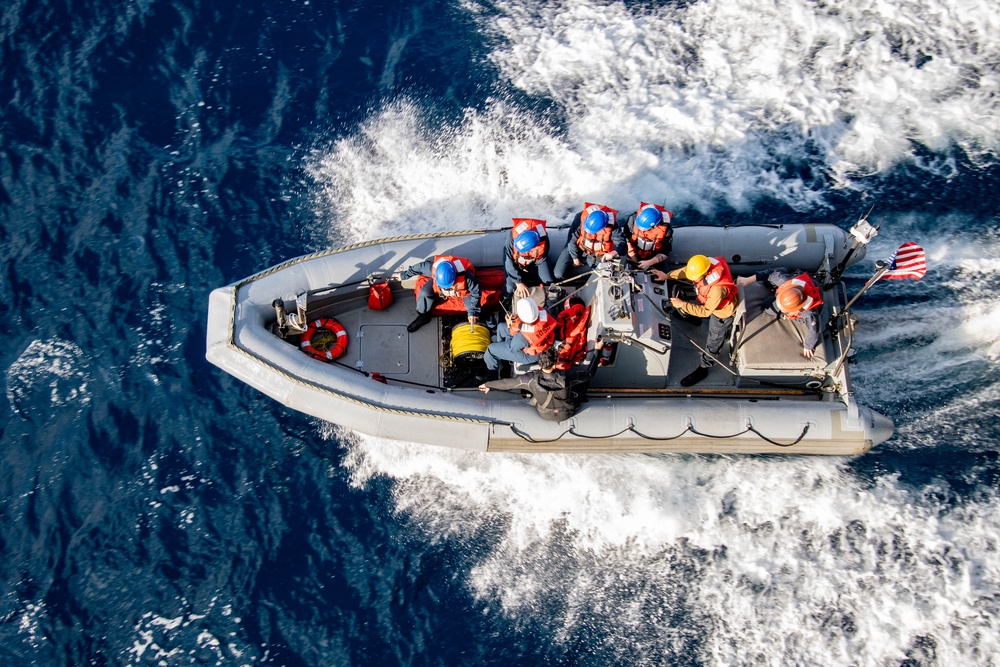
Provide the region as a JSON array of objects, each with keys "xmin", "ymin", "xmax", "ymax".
[
  {"xmin": 504, "ymin": 218, "xmax": 555, "ymax": 301},
  {"xmin": 737, "ymin": 269, "xmax": 824, "ymax": 359},
  {"xmin": 483, "ymin": 298, "xmax": 557, "ymax": 372},
  {"xmin": 553, "ymin": 203, "xmax": 626, "ymax": 280},
  {"xmin": 624, "ymin": 203, "xmax": 673, "ymax": 271},
  {"xmin": 399, "ymin": 255, "xmax": 481, "ymax": 333},
  {"xmin": 652, "ymin": 254, "xmax": 738, "ymax": 387},
  {"xmin": 479, "ymin": 339, "xmax": 605, "ymax": 422}
]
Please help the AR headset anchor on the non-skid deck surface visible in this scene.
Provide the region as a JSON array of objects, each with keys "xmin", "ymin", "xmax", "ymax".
[
  {"xmin": 317, "ymin": 279, "xmax": 823, "ymax": 397},
  {"xmin": 665, "ymin": 316, "xmax": 738, "ymax": 389},
  {"xmin": 323, "ymin": 293, "xmax": 443, "ymax": 388}
]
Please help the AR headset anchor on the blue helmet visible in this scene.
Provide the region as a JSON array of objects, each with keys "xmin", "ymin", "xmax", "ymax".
[
  {"xmin": 635, "ymin": 207, "xmax": 663, "ymax": 231},
  {"xmin": 435, "ymin": 261, "xmax": 457, "ymax": 288},
  {"xmin": 584, "ymin": 209, "xmax": 609, "ymax": 234},
  {"xmin": 513, "ymin": 229, "xmax": 541, "ymax": 253}
]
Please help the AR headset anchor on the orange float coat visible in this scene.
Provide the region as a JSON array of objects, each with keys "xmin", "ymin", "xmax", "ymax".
[
  {"xmin": 694, "ymin": 257, "xmax": 737, "ymax": 311},
  {"xmin": 627, "ymin": 203, "xmax": 673, "ymax": 261},
  {"xmin": 510, "ymin": 308, "xmax": 559, "ymax": 355},
  {"xmin": 776, "ymin": 273, "xmax": 823, "ymax": 319},
  {"xmin": 575, "ymin": 202, "xmax": 618, "ymax": 257},
  {"xmin": 510, "ymin": 218, "xmax": 549, "ymax": 266},
  {"xmin": 431, "ymin": 255, "xmax": 475, "ymax": 298}
]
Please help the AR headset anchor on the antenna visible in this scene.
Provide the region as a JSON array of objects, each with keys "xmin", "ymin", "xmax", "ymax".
[{"xmin": 828, "ymin": 209, "xmax": 882, "ymax": 284}]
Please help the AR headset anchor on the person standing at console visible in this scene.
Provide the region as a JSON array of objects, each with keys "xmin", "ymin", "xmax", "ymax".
[{"xmin": 653, "ymin": 254, "xmax": 738, "ymax": 387}]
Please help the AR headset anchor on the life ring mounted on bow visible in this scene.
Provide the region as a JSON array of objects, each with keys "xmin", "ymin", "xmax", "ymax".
[{"xmin": 300, "ymin": 318, "xmax": 348, "ymax": 362}]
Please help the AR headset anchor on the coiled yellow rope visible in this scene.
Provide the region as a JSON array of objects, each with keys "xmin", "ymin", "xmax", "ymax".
[{"xmin": 450, "ymin": 323, "xmax": 492, "ymax": 359}]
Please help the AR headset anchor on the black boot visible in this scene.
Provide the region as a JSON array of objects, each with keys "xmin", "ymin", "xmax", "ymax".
[
  {"xmin": 680, "ymin": 366, "xmax": 709, "ymax": 387},
  {"xmin": 407, "ymin": 312, "xmax": 432, "ymax": 333}
]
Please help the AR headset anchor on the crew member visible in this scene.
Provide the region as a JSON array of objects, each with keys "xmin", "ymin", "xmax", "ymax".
[
  {"xmin": 737, "ymin": 269, "xmax": 824, "ymax": 359},
  {"xmin": 553, "ymin": 202, "xmax": 626, "ymax": 280},
  {"xmin": 653, "ymin": 254, "xmax": 738, "ymax": 387},
  {"xmin": 483, "ymin": 298, "xmax": 558, "ymax": 372},
  {"xmin": 504, "ymin": 218, "xmax": 555, "ymax": 300},
  {"xmin": 399, "ymin": 255, "xmax": 481, "ymax": 333},
  {"xmin": 624, "ymin": 202, "xmax": 673, "ymax": 270},
  {"xmin": 479, "ymin": 339, "xmax": 605, "ymax": 421}
]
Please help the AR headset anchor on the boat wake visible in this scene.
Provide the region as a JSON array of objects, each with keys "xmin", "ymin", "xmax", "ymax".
[
  {"xmin": 308, "ymin": 0, "xmax": 1000, "ymax": 248},
  {"xmin": 333, "ymin": 427, "xmax": 1000, "ymax": 665},
  {"xmin": 847, "ymin": 217, "xmax": 1000, "ymax": 450},
  {"xmin": 308, "ymin": 0, "xmax": 1000, "ymax": 662}
]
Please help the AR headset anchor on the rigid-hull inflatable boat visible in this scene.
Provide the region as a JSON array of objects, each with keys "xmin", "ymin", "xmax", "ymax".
[{"xmin": 205, "ymin": 223, "xmax": 893, "ymax": 454}]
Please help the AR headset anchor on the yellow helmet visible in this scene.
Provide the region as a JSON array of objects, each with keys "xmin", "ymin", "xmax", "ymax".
[{"xmin": 685, "ymin": 255, "xmax": 711, "ymax": 281}]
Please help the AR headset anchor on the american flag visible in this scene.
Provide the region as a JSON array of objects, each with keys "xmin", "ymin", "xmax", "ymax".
[{"xmin": 881, "ymin": 242, "xmax": 926, "ymax": 280}]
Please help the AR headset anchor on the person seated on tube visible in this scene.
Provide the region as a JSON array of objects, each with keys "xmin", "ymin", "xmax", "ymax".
[
  {"xmin": 504, "ymin": 218, "xmax": 555, "ymax": 301},
  {"xmin": 479, "ymin": 338, "xmax": 605, "ymax": 422},
  {"xmin": 737, "ymin": 268, "xmax": 824, "ymax": 359},
  {"xmin": 650, "ymin": 254, "xmax": 738, "ymax": 387},
  {"xmin": 483, "ymin": 298, "xmax": 558, "ymax": 373},
  {"xmin": 623, "ymin": 202, "xmax": 673, "ymax": 271},
  {"xmin": 398, "ymin": 254, "xmax": 481, "ymax": 333},
  {"xmin": 553, "ymin": 202, "xmax": 627, "ymax": 281}
]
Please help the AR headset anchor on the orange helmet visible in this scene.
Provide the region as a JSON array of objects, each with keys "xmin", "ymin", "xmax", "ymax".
[{"xmin": 776, "ymin": 285, "xmax": 807, "ymax": 314}]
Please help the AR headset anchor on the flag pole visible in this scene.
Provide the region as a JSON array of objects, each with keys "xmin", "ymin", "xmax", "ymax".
[
  {"xmin": 843, "ymin": 260, "xmax": 890, "ymax": 312},
  {"xmin": 826, "ymin": 260, "xmax": 889, "ymax": 336}
]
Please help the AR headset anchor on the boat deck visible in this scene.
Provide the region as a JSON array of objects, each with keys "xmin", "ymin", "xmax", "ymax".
[{"xmin": 293, "ymin": 267, "xmax": 834, "ymax": 400}]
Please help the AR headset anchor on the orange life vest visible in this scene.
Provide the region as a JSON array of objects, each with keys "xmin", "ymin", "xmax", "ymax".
[
  {"xmin": 695, "ymin": 257, "xmax": 737, "ymax": 310},
  {"xmin": 510, "ymin": 308, "xmax": 558, "ymax": 355},
  {"xmin": 431, "ymin": 255, "xmax": 475, "ymax": 298},
  {"xmin": 510, "ymin": 218, "xmax": 549, "ymax": 266},
  {"xmin": 555, "ymin": 302, "xmax": 591, "ymax": 369},
  {"xmin": 776, "ymin": 273, "xmax": 823, "ymax": 319},
  {"xmin": 576, "ymin": 202, "xmax": 618, "ymax": 257},
  {"xmin": 629, "ymin": 202, "xmax": 673, "ymax": 260}
]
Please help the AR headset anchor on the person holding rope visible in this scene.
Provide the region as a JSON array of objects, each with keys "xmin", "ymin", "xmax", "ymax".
[
  {"xmin": 479, "ymin": 339, "xmax": 605, "ymax": 422},
  {"xmin": 651, "ymin": 254, "xmax": 738, "ymax": 387},
  {"xmin": 737, "ymin": 268, "xmax": 824, "ymax": 359}
]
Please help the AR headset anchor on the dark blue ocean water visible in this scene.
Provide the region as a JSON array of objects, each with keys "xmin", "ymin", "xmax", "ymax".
[{"xmin": 3, "ymin": 0, "xmax": 1000, "ymax": 665}]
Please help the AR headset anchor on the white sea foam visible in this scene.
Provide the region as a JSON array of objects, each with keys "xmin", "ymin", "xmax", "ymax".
[
  {"xmin": 482, "ymin": 0, "xmax": 1000, "ymax": 185},
  {"xmin": 126, "ymin": 609, "xmax": 248, "ymax": 666},
  {"xmin": 337, "ymin": 432, "xmax": 1000, "ymax": 665},
  {"xmin": 310, "ymin": 0, "xmax": 1000, "ymax": 246},
  {"xmin": 309, "ymin": 0, "xmax": 1000, "ymax": 663},
  {"xmin": 5, "ymin": 339, "xmax": 92, "ymax": 416},
  {"xmin": 306, "ymin": 100, "xmax": 591, "ymax": 243}
]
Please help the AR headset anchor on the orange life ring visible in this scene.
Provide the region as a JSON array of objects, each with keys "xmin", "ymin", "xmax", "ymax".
[{"xmin": 300, "ymin": 318, "xmax": 348, "ymax": 361}]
